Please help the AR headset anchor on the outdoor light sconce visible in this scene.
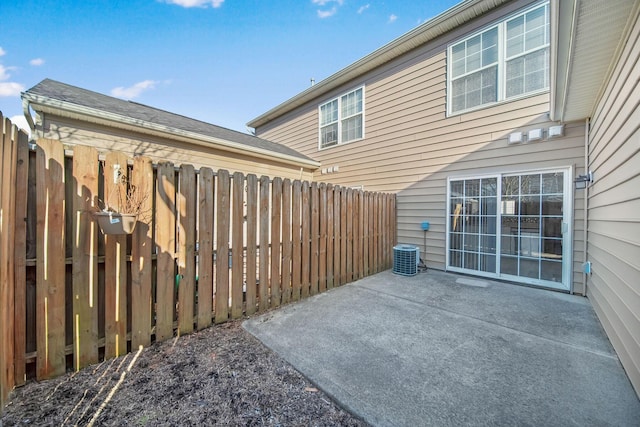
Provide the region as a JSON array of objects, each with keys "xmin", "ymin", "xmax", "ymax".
[
  {"xmin": 527, "ymin": 128, "xmax": 543, "ymax": 141},
  {"xmin": 548, "ymin": 125, "xmax": 564, "ymax": 138},
  {"xmin": 574, "ymin": 171, "xmax": 594, "ymax": 189},
  {"xmin": 508, "ymin": 132, "xmax": 523, "ymax": 144}
]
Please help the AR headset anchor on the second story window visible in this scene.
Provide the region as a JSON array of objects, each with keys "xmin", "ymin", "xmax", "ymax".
[
  {"xmin": 448, "ymin": 2, "xmax": 549, "ymax": 115},
  {"xmin": 319, "ymin": 87, "xmax": 364, "ymax": 149}
]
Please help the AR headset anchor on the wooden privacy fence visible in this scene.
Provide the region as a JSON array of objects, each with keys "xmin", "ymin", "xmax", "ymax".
[{"xmin": 0, "ymin": 125, "xmax": 396, "ymax": 407}]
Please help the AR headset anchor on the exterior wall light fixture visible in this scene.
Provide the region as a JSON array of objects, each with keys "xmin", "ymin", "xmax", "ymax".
[{"xmin": 574, "ymin": 171, "xmax": 594, "ymax": 189}]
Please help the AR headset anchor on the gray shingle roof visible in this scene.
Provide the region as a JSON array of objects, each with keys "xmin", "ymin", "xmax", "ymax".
[{"xmin": 24, "ymin": 79, "xmax": 317, "ymax": 164}]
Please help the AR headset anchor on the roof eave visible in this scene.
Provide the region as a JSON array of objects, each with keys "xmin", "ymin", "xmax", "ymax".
[
  {"xmin": 23, "ymin": 92, "xmax": 320, "ymax": 169},
  {"xmin": 247, "ymin": 0, "xmax": 510, "ymax": 129},
  {"xmin": 551, "ymin": 0, "xmax": 640, "ymax": 123}
]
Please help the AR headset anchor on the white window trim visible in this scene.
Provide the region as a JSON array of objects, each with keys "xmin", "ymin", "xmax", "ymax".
[
  {"xmin": 445, "ymin": 166, "xmax": 573, "ymax": 292},
  {"xmin": 446, "ymin": 1, "xmax": 550, "ymax": 117},
  {"xmin": 318, "ymin": 86, "xmax": 365, "ymax": 151}
]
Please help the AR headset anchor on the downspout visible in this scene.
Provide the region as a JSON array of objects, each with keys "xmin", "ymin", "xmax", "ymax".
[
  {"xmin": 22, "ymin": 97, "xmax": 35, "ymax": 140},
  {"xmin": 582, "ymin": 118, "xmax": 589, "ymax": 296}
]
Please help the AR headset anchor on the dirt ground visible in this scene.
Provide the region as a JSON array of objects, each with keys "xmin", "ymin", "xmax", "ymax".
[{"xmin": 0, "ymin": 321, "xmax": 368, "ymax": 426}]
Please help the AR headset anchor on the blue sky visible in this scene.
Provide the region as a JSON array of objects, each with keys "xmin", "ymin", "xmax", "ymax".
[{"xmin": 1, "ymin": 0, "xmax": 458, "ymax": 133}]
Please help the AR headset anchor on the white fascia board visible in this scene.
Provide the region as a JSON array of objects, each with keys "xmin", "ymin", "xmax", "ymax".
[{"xmin": 24, "ymin": 93, "xmax": 320, "ymax": 169}]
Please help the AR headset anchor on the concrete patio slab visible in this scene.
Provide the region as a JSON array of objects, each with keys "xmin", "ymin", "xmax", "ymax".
[{"xmin": 243, "ymin": 270, "xmax": 640, "ymax": 426}]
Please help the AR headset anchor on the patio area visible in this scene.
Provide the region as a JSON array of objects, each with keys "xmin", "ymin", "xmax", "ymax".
[{"xmin": 244, "ymin": 269, "xmax": 640, "ymax": 426}]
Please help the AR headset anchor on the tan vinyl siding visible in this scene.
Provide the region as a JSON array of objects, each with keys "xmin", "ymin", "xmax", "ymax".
[
  {"xmin": 586, "ymin": 11, "xmax": 640, "ymax": 396},
  {"xmin": 256, "ymin": 0, "xmax": 585, "ymax": 293},
  {"xmin": 40, "ymin": 114, "xmax": 314, "ymax": 181}
]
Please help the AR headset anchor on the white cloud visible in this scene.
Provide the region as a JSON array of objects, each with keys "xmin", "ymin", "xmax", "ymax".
[
  {"xmin": 314, "ymin": 0, "xmax": 343, "ymax": 18},
  {"xmin": 0, "ymin": 82, "xmax": 25, "ymax": 97},
  {"xmin": 358, "ymin": 4, "xmax": 370, "ymax": 14},
  {"xmin": 312, "ymin": 0, "xmax": 343, "ymax": 5},
  {"xmin": 388, "ymin": 14, "xmax": 398, "ymax": 23},
  {"xmin": 0, "ymin": 65, "xmax": 11, "ymax": 81},
  {"xmin": 162, "ymin": 0, "xmax": 224, "ymax": 8},
  {"xmin": 0, "ymin": 53, "xmax": 25, "ymax": 97},
  {"xmin": 317, "ymin": 7, "xmax": 337, "ymax": 18},
  {"xmin": 111, "ymin": 80, "xmax": 159, "ymax": 99},
  {"xmin": 30, "ymin": 58, "xmax": 45, "ymax": 66},
  {"xmin": 10, "ymin": 115, "xmax": 30, "ymax": 133}
]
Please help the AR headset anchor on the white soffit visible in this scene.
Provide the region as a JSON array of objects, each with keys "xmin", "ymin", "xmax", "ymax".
[{"xmin": 554, "ymin": 0, "xmax": 638, "ymax": 122}]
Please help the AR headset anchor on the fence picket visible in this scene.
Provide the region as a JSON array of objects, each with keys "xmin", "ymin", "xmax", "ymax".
[
  {"xmin": 71, "ymin": 145, "xmax": 99, "ymax": 370},
  {"xmin": 300, "ymin": 182, "xmax": 310, "ymax": 298},
  {"xmin": 281, "ymin": 179, "xmax": 292, "ymax": 304},
  {"xmin": 310, "ymin": 182, "xmax": 319, "ymax": 295},
  {"xmin": 131, "ymin": 156, "xmax": 154, "ymax": 346},
  {"xmin": 178, "ymin": 165, "xmax": 196, "ymax": 334},
  {"xmin": 104, "ymin": 151, "xmax": 129, "ymax": 358},
  {"xmin": 13, "ymin": 132, "xmax": 29, "ymax": 387},
  {"xmin": 155, "ymin": 162, "xmax": 176, "ymax": 341},
  {"xmin": 270, "ymin": 177, "xmax": 282, "ymax": 307},
  {"xmin": 353, "ymin": 190, "xmax": 362, "ymax": 280},
  {"xmin": 291, "ymin": 181, "xmax": 302, "ymax": 301},
  {"xmin": 35, "ymin": 139, "xmax": 66, "ymax": 379},
  {"xmin": 258, "ymin": 176, "xmax": 270, "ymax": 311},
  {"xmin": 197, "ymin": 168, "xmax": 215, "ymax": 328},
  {"xmin": 319, "ymin": 183, "xmax": 327, "ymax": 293},
  {"xmin": 215, "ymin": 170, "xmax": 230, "ymax": 323},
  {"xmin": 1, "ymin": 117, "xmax": 17, "ymax": 402},
  {"xmin": 231, "ymin": 172, "xmax": 244, "ymax": 319},
  {"xmin": 245, "ymin": 174, "xmax": 258, "ymax": 315},
  {"xmin": 340, "ymin": 188, "xmax": 347, "ymax": 285},
  {"xmin": 333, "ymin": 186, "xmax": 341, "ymax": 287},
  {"xmin": 326, "ymin": 184, "xmax": 334, "ymax": 290},
  {"xmin": 346, "ymin": 188, "xmax": 353, "ymax": 283},
  {"xmin": 0, "ymin": 115, "xmax": 5, "ymax": 408}
]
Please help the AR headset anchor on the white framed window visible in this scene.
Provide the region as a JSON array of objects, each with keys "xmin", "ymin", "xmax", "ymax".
[
  {"xmin": 319, "ymin": 87, "xmax": 364, "ymax": 149},
  {"xmin": 448, "ymin": 2, "xmax": 549, "ymax": 115}
]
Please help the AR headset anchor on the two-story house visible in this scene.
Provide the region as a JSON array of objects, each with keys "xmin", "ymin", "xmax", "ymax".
[{"xmin": 248, "ymin": 0, "xmax": 640, "ymax": 395}]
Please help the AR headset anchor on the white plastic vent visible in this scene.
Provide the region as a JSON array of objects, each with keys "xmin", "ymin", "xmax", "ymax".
[{"xmin": 393, "ymin": 244, "xmax": 419, "ymax": 276}]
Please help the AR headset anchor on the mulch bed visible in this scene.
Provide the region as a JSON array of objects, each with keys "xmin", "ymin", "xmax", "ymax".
[{"xmin": 1, "ymin": 321, "xmax": 367, "ymax": 426}]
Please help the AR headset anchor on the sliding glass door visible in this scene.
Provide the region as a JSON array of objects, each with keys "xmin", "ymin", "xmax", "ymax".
[{"xmin": 447, "ymin": 170, "xmax": 571, "ymax": 290}]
